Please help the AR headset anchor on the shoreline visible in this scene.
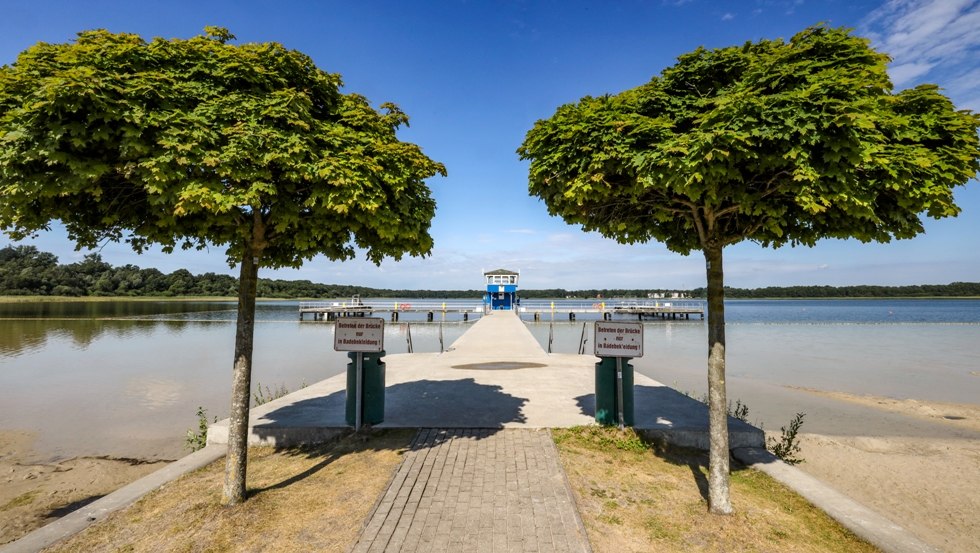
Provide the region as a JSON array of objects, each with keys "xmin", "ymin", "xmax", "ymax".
[
  {"xmin": 787, "ymin": 386, "xmax": 980, "ymax": 432},
  {"xmin": 0, "ymin": 431, "xmax": 171, "ymax": 546}
]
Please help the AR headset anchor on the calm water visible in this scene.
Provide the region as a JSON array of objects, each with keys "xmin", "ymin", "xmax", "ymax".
[{"xmin": 1, "ymin": 298, "xmax": 978, "ymax": 460}]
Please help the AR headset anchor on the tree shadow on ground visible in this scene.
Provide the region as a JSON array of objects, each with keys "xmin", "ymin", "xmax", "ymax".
[
  {"xmin": 572, "ymin": 385, "xmax": 756, "ymax": 503},
  {"xmin": 637, "ymin": 431, "xmax": 757, "ymax": 504},
  {"xmin": 45, "ymin": 494, "xmax": 106, "ymax": 518},
  {"xmin": 248, "ymin": 378, "xmax": 530, "ymax": 495},
  {"xmin": 575, "ymin": 393, "xmax": 595, "ymax": 417},
  {"xmin": 384, "ymin": 378, "xmax": 528, "ymax": 427},
  {"xmin": 249, "ymin": 428, "xmax": 416, "ymax": 497}
]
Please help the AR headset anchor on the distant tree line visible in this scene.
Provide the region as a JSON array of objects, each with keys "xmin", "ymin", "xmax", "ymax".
[
  {"xmin": 688, "ymin": 283, "xmax": 980, "ymax": 298},
  {"xmin": 0, "ymin": 246, "xmax": 483, "ymax": 298},
  {"xmin": 3, "ymin": 245, "xmax": 979, "ymax": 298}
]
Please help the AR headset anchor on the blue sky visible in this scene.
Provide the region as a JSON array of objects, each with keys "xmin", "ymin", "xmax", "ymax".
[{"xmin": 2, "ymin": 0, "xmax": 978, "ymax": 290}]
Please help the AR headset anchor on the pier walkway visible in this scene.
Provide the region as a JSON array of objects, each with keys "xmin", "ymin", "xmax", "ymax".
[
  {"xmin": 208, "ymin": 310, "xmax": 761, "ymax": 444},
  {"xmin": 352, "ymin": 428, "xmax": 590, "ymax": 553}
]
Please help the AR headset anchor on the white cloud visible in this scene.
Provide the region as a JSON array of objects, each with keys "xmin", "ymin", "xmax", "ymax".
[
  {"xmin": 721, "ymin": 12, "xmax": 735, "ymax": 21},
  {"xmin": 887, "ymin": 61, "xmax": 935, "ymax": 85},
  {"xmin": 946, "ymin": 66, "xmax": 980, "ymax": 90},
  {"xmin": 861, "ymin": 0, "xmax": 980, "ymax": 101}
]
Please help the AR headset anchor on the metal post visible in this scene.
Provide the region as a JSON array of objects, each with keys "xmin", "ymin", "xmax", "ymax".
[
  {"xmin": 616, "ymin": 356, "xmax": 624, "ymax": 430},
  {"xmin": 355, "ymin": 352, "xmax": 363, "ymax": 431}
]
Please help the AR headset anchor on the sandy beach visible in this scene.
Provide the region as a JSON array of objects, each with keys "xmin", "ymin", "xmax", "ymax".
[
  {"xmin": 789, "ymin": 389, "xmax": 980, "ymax": 553},
  {"xmin": 0, "ymin": 431, "xmax": 171, "ymax": 546}
]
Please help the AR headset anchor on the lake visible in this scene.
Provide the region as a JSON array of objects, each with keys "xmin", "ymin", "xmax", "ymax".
[{"xmin": 2, "ymin": 298, "xmax": 978, "ymax": 460}]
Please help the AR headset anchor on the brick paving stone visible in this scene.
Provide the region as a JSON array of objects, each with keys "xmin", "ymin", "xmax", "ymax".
[{"xmin": 351, "ymin": 428, "xmax": 591, "ymax": 553}]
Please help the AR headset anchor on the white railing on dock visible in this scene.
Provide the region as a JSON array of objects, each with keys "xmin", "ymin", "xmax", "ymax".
[
  {"xmin": 298, "ymin": 299, "xmax": 704, "ymax": 317},
  {"xmin": 518, "ymin": 300, "xmax": 704, "ymax": 313},
  {"xmin": 299, "ymin": 301, "xmax": 486, "ymax": 313}
]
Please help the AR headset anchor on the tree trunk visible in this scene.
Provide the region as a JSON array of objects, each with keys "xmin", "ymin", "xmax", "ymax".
[
  {"xmin": 704, "ymin": 242, "xmax": 732, "ymax": 514},
  {"xmin": 222, "ymin": 245, "xmax": 259, "ymax": 505}
]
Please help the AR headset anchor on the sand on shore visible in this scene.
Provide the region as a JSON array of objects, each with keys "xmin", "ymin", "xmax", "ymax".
[
  {"xmin": 0, "ymin": 431, "xmax": 171, "ymax": 546},
  {"xmin": 787, "ymin": 388, "xmax": 980, "ymax": 553},
  {"xmin": 788, "ymin": 386, "xmax": 980, "ymax": 433}
]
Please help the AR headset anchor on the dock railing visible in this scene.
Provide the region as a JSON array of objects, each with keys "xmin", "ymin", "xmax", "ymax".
[
  {"xmin": 517, "ymin": 299, "xmax": 705, "ymax": 314},
  {"xmin": 299, "ymin": 301, "xmax": 486, "ymax": 313},
  {"xmin": 299, "ymin": 299, "xmax": 705, "ymax": 321}
]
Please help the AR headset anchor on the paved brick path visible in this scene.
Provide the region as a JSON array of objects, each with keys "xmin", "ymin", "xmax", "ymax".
[{"xmin": 351, "ymin": 428, "xmax": 592, "ymax": 553}]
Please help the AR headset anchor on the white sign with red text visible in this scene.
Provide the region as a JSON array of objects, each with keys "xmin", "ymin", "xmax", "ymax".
[
  {"xmin": 334, "ymin": 317, "xmax": 385, "ymax": 352},
  {"xmin": 594, "ymin": 321, "xmax": 644, "ymax": 357}
]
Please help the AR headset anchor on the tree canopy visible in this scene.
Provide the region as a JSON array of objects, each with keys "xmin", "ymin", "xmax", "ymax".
[
  {"xmin": 519, "ymin": 26, "xmax": 979, "ymax": 256},
  {"xmin": 0, "ymin": 27, "xmax": 445, "ymax": 504},
  {"xmin": 518, "ymin": 24, "xmax": 979, "ymax": 514},
  {"xmin": 0, "ymin": 27, "xmax": 445, "ymax": 266}
]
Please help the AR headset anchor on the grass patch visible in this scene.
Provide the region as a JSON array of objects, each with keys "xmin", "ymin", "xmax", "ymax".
[
  {"xmin": 47, "ymin": 429, "xmax": 415, "ymax": 553},
  {"xmin": 553, "ymin": 426, "xmax": 879, "ymax": 553},
  {"xmin": 2, "ymin": 491, "xmax": 39, "ymax": 511}
]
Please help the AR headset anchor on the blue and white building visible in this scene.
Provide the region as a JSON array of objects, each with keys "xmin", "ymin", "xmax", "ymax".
[{"xmin": 483, "ymin": 269, "xmax": 519, "ymax": 310}]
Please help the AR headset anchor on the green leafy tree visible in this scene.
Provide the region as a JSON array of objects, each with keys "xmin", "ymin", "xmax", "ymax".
[
  {"xmin": 0, "ymin": 245, "xmax": 59, "ymax": 294},
  {"xmin": 0, "ymin": 27, "xmax": 445, "ymax": 504},
  {"xmin": 518, "ymin": 25, "xmax": 979, "ymax": 513}
]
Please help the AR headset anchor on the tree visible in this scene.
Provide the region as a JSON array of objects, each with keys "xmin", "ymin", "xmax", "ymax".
[
  {"xmin": 0, "ymin": 27, "xmax": 445, "ymax": 504},
  {"xmin": 0, "ymin": 245, "xmax": 59, "ymax": 294},
  {"xmin": 518, "ymin": 25, "xmax": 979, "ymax": 513}
]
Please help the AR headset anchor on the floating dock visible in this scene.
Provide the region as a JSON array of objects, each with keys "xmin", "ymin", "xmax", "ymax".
[
  {"xmin": 299, "ymin": 299, "xmax": 705, "ymax": 321},
  {"xmin": 299, "ymin": 300, "xmax": 485, "ymax": 321},
  {"xmin": 527, "ymin": 300, "xmax": 705, "ymax": 321}
]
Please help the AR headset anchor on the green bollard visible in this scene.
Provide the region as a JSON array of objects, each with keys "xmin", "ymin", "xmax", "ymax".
[
  {"xmin": 594, "ymin": 356, "xmax": 634, "ymax": 426},
  {"xmin": 346, "ymin": 350, "xmax": 386, "ymax": 426}
]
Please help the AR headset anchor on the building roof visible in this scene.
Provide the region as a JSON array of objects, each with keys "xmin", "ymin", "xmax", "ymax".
[{"xmin": 484, "ymin": 268, "xmax": 518, "ymax": 276}]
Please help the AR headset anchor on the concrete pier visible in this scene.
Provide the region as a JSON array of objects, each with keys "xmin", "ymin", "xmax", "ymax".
[{"xmin": 207, "ymin": 310, "xmax": 763, "ymax": 449}]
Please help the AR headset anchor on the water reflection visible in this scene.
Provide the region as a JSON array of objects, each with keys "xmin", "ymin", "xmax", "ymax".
[
  {"xmin": 0, "ymin": 318, "xmax": 224, "ymax": 358},
  {"xmin": 124, "ymin": 376, "xmax": 186, "ymax": 409},
  {"xmin": 0, "ymin": 306, "xmax": 472, "ymax": 460},
  {"xmin": 0, "ymin": 300, "xmax": 236, "ymax": 319}
]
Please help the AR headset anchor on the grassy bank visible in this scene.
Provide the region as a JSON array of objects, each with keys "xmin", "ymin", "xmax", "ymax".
[
  {"xmin": 40, "ymin": 427, "xmax": 878, "ymax": 553},
  {"xmin": 555, "ymin": 426, "xmax": 877, "ymax": 552},
  {"xmin": 45, "ymin": 430, "xmax": 415, "ymax": 553}
]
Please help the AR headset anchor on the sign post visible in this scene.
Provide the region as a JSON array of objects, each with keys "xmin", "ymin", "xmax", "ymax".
[
  {"xmin": 334, "ymin": 317, "xmax": 384, "ymax": 431},
  {"xmin": 355, "ymin": 352, "xmax": 363, "ymax": 430},
  {"xmin": 615, "ymin": 357, "xmax": 624, "ymax": 430},
  {"xmin": 594, "ymin": 321, "xmax": 644, "ymax": 429}
]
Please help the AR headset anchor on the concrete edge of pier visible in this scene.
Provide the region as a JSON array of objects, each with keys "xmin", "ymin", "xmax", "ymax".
[
  {"xmin": 0, "ymin": 445, "xmax": 226, "ymax": 553},
  {"xmin": 732, "ymin": 447, "xmax": 939, "ymax": 553}
]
